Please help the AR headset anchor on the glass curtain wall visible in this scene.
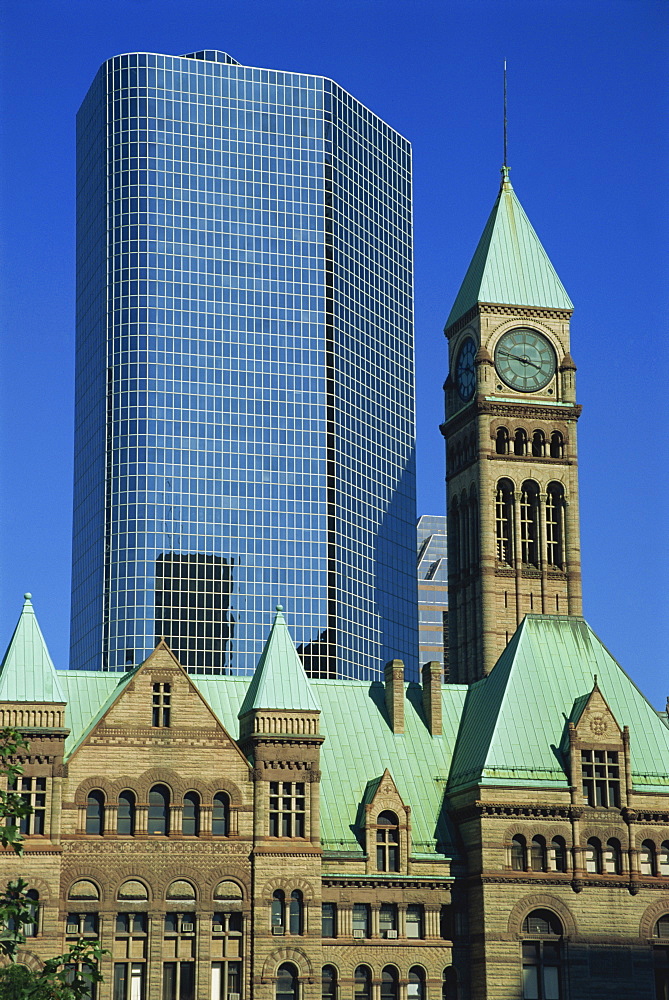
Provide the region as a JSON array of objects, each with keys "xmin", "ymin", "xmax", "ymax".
[{"xmin": 71, "ymin": 50, "xmax": 416, "ymax": 679}]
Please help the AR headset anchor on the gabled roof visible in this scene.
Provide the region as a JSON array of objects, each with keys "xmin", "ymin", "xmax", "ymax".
[
  {"xmin": 0, "ymin": 595, "xmax": 66, "ymax": 703},
  {"xmin": 445, "ymin": 169, "xmax": 573, "ymax": 329},
  {"xmin": 448, "ymin": 615, "xmax": 669, "ymax": 795},
  {"xmin": 238, "ymin": 606, "xmax": 320, "ymax": 716}
]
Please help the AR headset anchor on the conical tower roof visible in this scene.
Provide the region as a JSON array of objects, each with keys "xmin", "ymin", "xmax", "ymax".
[
  {"xmin": 446, "ymin": 168, "xmax": 573, "ymax": 329},
  {"xmin": 238, "ymin": 606, "xmax": 320, "ymax": 716},
  {"xmin": 0, "ymin": 594, "xmax": 66, "ymax": 702}
]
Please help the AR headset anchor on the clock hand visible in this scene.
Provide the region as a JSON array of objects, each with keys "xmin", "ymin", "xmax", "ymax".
[{"xmin": 497, "ymin": 350, "xmax": 542, "ymax": 371}]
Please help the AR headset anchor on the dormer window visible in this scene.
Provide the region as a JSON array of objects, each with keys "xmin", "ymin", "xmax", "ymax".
[
  {"xmin": 152, "ymin": 683, "xmax": 171, "ymax": 727},
  {"xmin": 581, "ymin": 749, "xmax": 620, "ymax": 807},
  {"xmin": 376, "ymin": 811, "xmax": 400, "ymax": 872}
]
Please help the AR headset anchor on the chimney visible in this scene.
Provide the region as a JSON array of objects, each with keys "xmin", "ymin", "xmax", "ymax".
[
  {"xmin": 421, "ymin": 661, "xmax": 442, "ymax": 736},
  {"xmin": 384, "ymin": 659, "xmax": 405, "ymax": 734}
]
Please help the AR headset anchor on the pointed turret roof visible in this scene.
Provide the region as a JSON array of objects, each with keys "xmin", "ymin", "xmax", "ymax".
[
  {"xmin": 446, "ymin": 168, "xmax": 573, "ymax": 329},
  {"xmin": 0, "ymin": 594, "xmax": 66, "ymax": 703},
  {"xmin": 238, "ymin": 606, "xmax": 320, "ymax": 716}
]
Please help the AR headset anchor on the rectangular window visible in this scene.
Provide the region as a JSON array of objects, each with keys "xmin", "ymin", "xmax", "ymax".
[
  {"xmin": 66, "ymin": 912, "xmax": 99, "ymax": 937},
  {"xmin": 322, "ymin": 902, "xmax": 336, "ymax": 938},
  {"xmin": 152, "ymin": 683, "xmax": 171, "ymax": 727},
  {"xmin": 379, "ymin": 904, "xmax": 397, "ymax": 935},
  {"xmin": 211, "ymin": 961, "xmax": 241, "ymax": 1000},
  {"xmin": 268, "ymin": 781, "xmax": 305, "ymax": 837},
  {"xmin": 352, "ymin": 904, "xmax": 370, "ymax": 939},
  {"xmin": 581, "ymin": 749, "xmax": 620, "ymax": 808},
  {"xmin": 10, "ymin": 777, "xmax": 47, "ymax": 835},
  {"xmin": 406, "ymin": 904, "xmax": 423, "ymax": 939},
  {"xmin": 114, "ymin": 964, "xmax": 145, "ymax": 1000}
]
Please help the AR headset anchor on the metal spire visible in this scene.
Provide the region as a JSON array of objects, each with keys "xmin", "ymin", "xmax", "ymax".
[{"xmin": 503, "ymin": 60, "xmax": 508, "ymax": 169}]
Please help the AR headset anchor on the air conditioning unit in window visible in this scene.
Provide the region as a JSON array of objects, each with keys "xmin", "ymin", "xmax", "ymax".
[
  {"xmin": 66, "ymin": 924, "xmax": 79, "ymax": 935},
  {"xmin": 228, "ymin": 993, "xmax": 241, "ymax": 1000},
  {"xmin": 272, "ymin": 926, "xmax": 284, "ymax": 935},
  {"xmin": 181, "ymin": 922, "xmax": 194, "ymax": 933},
  {"xmin": 385, "ymin": 929, "xmax": 398, "ymax": 939},
  {"xmin": 352, "ymin": 929, "xmax": 365, "ymax": 939}
]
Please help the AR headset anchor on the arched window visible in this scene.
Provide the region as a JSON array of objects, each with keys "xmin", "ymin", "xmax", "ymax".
[
  {"xmin": 354, "ymin": 966, "xmax": 372, "ymax": 1000},
  {"xmin": 212, "ymin": 792, "xmax": 229, "ymax": 836},
  {"xmin": 459, "ymin": 494, "xmax": 470, "ymax": 571},
  {"xmin": 514, "ymin": 428, "xmax": 528, "ymax": 456},
  {"xmin": 85, "ymin": 791, "xmax": 105, "ymax": 835},
  {"xmin": 117, "ymin": 791, "xmax": 135, "ymax": 836},
  {"xmin": 182, "ymin": 792, "xmax": 200, "ymax": 836},
  {"xmin": 322, "ymin": 965, "xmax": 337, "ymax": 1000},
  {"xmin": 289, "ymin": 890, "xmax": 304, "ymax": 935},
  {"xmin": 495, "ymin": 426, "xmax": 510, "ymax": 455},
  {"xmin": 549, "ymin": 431, "xmax": 564, "ymax": 459},
  {"xmin": 531, "ymin": 836, "xmax": 547, "ymax": 872},
  {"xmin": 271, "ymin": 890, "xmax": 285, "ymax": 932},
  {"xmin": 550, "ymin": 837, "xmax": 568, "ymax": 873},
  {"xmin": 148, "ymin": 784, "xmax": 170, "ymax": 836},
  {"xmin": 522, "ymin": 910, "xmax": 563, "ymax": 1000},
  {"xmin": 546, "ymin": 483, "xmax": 565, "ymax": 569},
  {"xmin": 640, "ymin": 839, "xmax": 657, "ymax": 876},
  {"xmin": 496, "ymin": 479, "xmax": 514, "ymax": 565},
  {"xmin": 376, "ymin": 811, "xmax": 400, "ymax": 872},
  {"xmin": 449, "ymin": 499, "xmax": 460, "ymax": 575},
  {"xmin": 585, "ymin": 837, "xmax": 603, "ymax": 874},
  {"xmin": 381, "ymin": 967, "xmax": 399, "ymax": 1000},
  {"xmin": 604, "ymin": 838, "xmax": 622, "ymax": 874},
  {"xmin": 532, "ymin": 430, "xmax": 545, "ymax": 457},
  {"xmin": 520, "ymin": 481, "xmax": 540, "ymax": 567},
  {"xmin": 408, "ymin": 967, "xmax": 425, "ymax": 1000},
  {"xmin": 469, "ymin": 486, "xmax": 479, "ymax": 567},
  {"xmin": 511, "ymin": 835, "xmax": 527, "ymax": 871},
  {"xmin": 660, "ymin": 841, "xmax": 669, "ymax": 876},
  {"xmin": 654, "ymin": 916, "xmax": 669, "ymax": 1000},
  {"xmin": 23, "ymin": 890, "xmax": 39, "ymax": 937},
  {"xmin": 442, "ymin": 967, "xmax": 458, "ymax": 1000},
  {"xmin": 276, "ymin": 963, "xmax": 299, "ymax": 1000}
]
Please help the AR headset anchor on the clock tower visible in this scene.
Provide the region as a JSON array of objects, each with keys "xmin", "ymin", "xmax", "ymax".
[{"xmin": 442, "ymin": 168, "xmax": 582, "ymax": 683}]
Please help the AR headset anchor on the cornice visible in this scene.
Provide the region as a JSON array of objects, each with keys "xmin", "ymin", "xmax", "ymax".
[
  {"xmin": 442, "ymin": 399, "xmax": 581, "ymax": 438},
  {"xmin": 452, "ymin": 801, "xmax": 571, "ymax": 822},
  {"xmin": 322, "ymin": 875, "xmax": 453, "ymax": 889}
]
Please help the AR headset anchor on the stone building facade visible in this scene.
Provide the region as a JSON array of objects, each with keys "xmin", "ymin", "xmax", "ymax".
[{"xmin": 0, "ymin": 596, "xmax": 668, "ymax": 1000}]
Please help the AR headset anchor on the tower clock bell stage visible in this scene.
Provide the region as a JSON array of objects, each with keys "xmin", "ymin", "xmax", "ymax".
[{"xmin": 442, "ymin": 167, "xmax": 582, "ymax": 684}]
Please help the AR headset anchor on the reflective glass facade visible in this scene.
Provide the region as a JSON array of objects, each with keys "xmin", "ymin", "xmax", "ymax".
[
  {"xmin": 417, "ymin": 515, "xmax": 448, "ymax": 672},
  {"xmin": 70, "ymin": 50, "xmax": 417, "ymax": 679}
]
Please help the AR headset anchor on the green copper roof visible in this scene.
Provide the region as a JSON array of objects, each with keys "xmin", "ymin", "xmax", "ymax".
[
  {"xmin": 201, "ymin": 675, "xmax": 468, "ymax": 857},
  {"xmin": 238, "ymin": 606, "xmax": 320, "ymax": 715},
  {"xmin": 445, "ymin": 169, "xmax": 573, "ymax": 328},
  {"xmin": 448, "ymin": 615, "xmax": 669, "ymax": 794},
  {"xmin": 0, "ymin": 595, "xmax": 66, "ymax": 703}
]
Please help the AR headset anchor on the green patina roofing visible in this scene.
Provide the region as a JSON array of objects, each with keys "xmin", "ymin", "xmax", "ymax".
[
  {"xmin": 0, "ymin": 595, "xmax": 66, "ymax": 704},
  {"xmin": 448, "ymin": 615, "xmax": 669, "ymax": 794},
  {"xmin": 238, "ymin": 605, "xmax": 320, "ymax": 716},
  {"xmin": 202, "ymin": 674, "xmax": 468, "ymax": 857},
  {"xmin": 445, "ymin": 169, "xmax": 573, "ymax": 328}
]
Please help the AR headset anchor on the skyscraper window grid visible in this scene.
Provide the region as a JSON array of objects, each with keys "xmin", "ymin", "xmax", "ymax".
[{"xmin": 70, "ymin": 50, "xmax": 417, "ymax": 679}]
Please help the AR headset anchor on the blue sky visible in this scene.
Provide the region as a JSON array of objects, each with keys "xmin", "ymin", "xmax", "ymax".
[{"xmin": 0, "ymin": 0, "xmax": 667, "ymax": 706}]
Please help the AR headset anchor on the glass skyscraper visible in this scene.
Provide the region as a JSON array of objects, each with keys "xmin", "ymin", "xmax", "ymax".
[
  {"xmin": 417, "ymin": 515, "xmax": 448, "ymax": 674},
  {"xmin": 70, "ymin": 49, "xmax": 417, "ymax": 679}
]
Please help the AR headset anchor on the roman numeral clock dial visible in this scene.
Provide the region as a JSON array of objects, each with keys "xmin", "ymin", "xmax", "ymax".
[{"xmin": 494, "ymin": 327, "xmax": 556, "ymax": 392}]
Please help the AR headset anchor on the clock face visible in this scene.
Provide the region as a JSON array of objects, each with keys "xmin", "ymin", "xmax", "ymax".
[
  {"xmin": 494, "ymin": 327, "xmax": 556, "ymax": 392},
  {"xmin": 456, "ymin": 337, "xmax": 476, "ymax": 401}
]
